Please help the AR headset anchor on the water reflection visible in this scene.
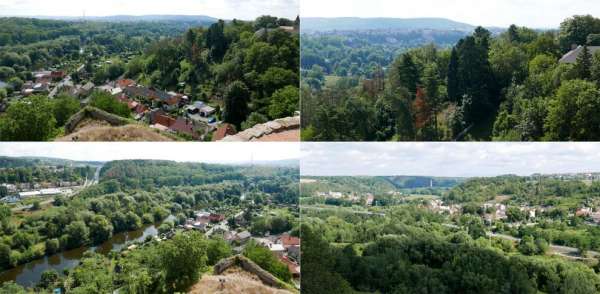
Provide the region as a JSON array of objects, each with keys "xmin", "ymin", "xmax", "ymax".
[{"xmin": 0, "ymin": 223, "xmax": 160, "ymax": 287}]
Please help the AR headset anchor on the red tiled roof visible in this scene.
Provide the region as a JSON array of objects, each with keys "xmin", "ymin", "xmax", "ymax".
[
  {"xmin": 278, "ymin": 255, "xmax": 300, "ymax": 275},
  {"xmin": 169, "ymin": 118, "xmax": 198, "ymax": 139},
  {"xmin": 165, "ymin": 95, "xmax": 180, "ymax": 105},
  {"xmin": 209, "ymin": 213, "xmax": 225, "ymax": 222},
  {"xmin": 134, "ymin": 104, "xmax": 148, "ymax": 115},
  {"xmin": 153, "ymin": 114, "xmax": 176, "ymax": 127},
  {"xmin": 280, "ymin": 234, "xmax": 300, "ymax": 246},
  {"xmin": 212, "ymin": 124, "xmax": 236, "ymax": 141},
  {"xmin": 117, "ymin": 79, "xmax": 135, "ymax": 88}
]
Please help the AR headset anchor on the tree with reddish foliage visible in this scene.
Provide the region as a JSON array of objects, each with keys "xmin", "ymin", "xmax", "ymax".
[{"xmin": 412, "ymin": 87, "xmax": 431, "ymax": 130}]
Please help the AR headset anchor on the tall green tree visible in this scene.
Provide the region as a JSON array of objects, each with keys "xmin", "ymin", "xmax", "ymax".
[
  {"xmin": 575, "ymin": 45, "xmax": 592, "ymax": 80},
  {"xmin": 223, "ymin": 81, "xmax": 250, "ymax": 128},
  {"xmin": 390, "ymin": 53, "xmax": 420, "ymax": 97},
  {"xmin": 447, "ymin": 48, "xmax": 460, "ymax": 102},
  {"xmin": 0, "ymin": 95, "xmax": 56, "ymax": 141}
]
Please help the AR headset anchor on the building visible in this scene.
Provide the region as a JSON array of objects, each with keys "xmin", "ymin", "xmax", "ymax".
[
  {"xmin": 212, "ymin": 124, "xmax": 236, "ymax": 141},
  {"xmin": 149, "ymin": 109, "xmax": 176, "ymax": 128},
  {"xmin": 559, "ymin": 45, "xmax": 600, "ymax": 63},
  {"xmin": 267, "ymin": 243, "xmax": 285, "ymax": 255},
  {"xmin": 279, "ymin": 234, "xmax": 300, "ymax": 248},
  {"xmin": 169, "ymin": 118, "xmax": 200, "ymax": 139},
  {"xmin": 365, "ymin": 193, "xmax": 375, "ymax": 206},
  {"xmin": 278, "ymin": 255, "xmax": 300, "ymax": 278},
  {"xmin": 236, "ymin": 231, "xmax": 252, "ymax": 243},
  {"xmin": 209, "ymin": 213, "xmax": 225, "ymax": 223}
]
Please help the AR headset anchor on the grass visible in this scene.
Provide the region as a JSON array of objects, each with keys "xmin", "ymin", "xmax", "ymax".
[{"xmin": 57, "ymin": 123, "xmax": 176, "ymax": 141}]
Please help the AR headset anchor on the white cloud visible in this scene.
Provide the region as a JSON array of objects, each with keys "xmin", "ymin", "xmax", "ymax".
[
  {"xmin": 0, "ymin": 0, "xmax": 298, "ymax": 19},
  {"xmin": 0, "ymin": 142, "xmax": 300, "ymax": 163},
  {"xmin": 301, "ymin": 0, "xmax": 600, "ymax": 28},
  {"xmin": 301, "ymin": 143, "xmax": 600, "ymax": 177}
]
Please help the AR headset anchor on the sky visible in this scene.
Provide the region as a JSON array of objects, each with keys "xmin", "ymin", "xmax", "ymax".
[
  {"xmin": 0, "ymin": 142, "xmax": 300, "ymax": 164},
  {"xmin": 0, "ymin": 0, "xmax": 299, "ymax": 20},
  {"xmin": 301, "ymin": 143, "xmax": 600, "ymax": 177},
  {"xmin": 301, "ymin": 0, "xmax": 600, "ymax": 28}
]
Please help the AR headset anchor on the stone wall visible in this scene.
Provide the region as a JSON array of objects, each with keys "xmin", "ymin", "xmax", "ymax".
[
  {"xmin": 214, "ymin": 255, "xmax": 286, "ymax": 288},
  {"xmin": 64, "ymin": 107, "xmax": 130, "ymax": 134},
  {"xmin": 219, "ymin": 116, "xmax": 300, "ymax": 142}
]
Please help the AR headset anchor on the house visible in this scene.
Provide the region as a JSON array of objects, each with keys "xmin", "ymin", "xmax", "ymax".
[
  {"xmin": 267, "ymin": 243, "xmax": 285, "ymax": 255},
  {"xmin": 169, "ymin": 117, "xmax": 200, "ymax": 139},
  {"xmin": 51, "ymin": 71, "xmax": 65, "ymax": 80},
  {"xmin": 559, "ymin": 45, "xmax": 600, "ymax": 63},
  {"xmin": 80, "ymin": 82, "xmax": 95, "ymax": 97},
  {"xmin": 254, "ymin": 26, "xmax": 298, "ymax": 38},
  {"xmin": 32, "ymin": 71, "xmax": 52, "ymax": 83},
  {"xmin": 149, "ymin": 110, "xmax": 176, "ymax": 128},
  {"xmin": 365, "ymin": 193, "xmax": 375, "ymax": 206},
  {"xmin": 329, "ymin": 191, "xmax": 343, "ymax": 198},
  {"xmin": 97, "ymin": 84, "xmax": 115, "ymax": 94},
  {"xmin": 279, "ymin": 234, "xmax": 300, "ymax": 248},
  {"xmin": 278, "ymin": 255, "xmax": 300, "ymax": 278},
  {"xmin": 209, "ymin": 213, "xmax": 225, "ymax": 223},
  {"xmin": 287, "ymin": 245, "xmax": 300, "ymax": 260},
  {"xmin": 212, "ymin": 124, "xmax": 236, "ymax": 141},
  {"xmin": 195, "ymin": 211, "xmax": 211, "ymax": 223},
  {"xmin": 186, "ymin": 101, "xmax": 216, "ymax": 117},
  {"xmin": 254, "ymin": 237, "xmax": 274, "ymax": 248},
  {"xmin": 576, "ymin": 207, "xmax": 592, "ymax": 217},
  {"xmin": 237, "ymin": 231, "xmax": 252, "ymax": 243},
  {"xmin": 32, "ymin": 82, "xmax": 50, "ymax": 93},
  {"xmin": 116, "ymin": 79, "xmax": 135, "ymax": 89},
  {"xmin": 163, "ymin": 95, "xmax": 181, "ymax": 111}
]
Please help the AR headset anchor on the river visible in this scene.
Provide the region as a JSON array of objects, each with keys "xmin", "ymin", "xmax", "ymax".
[{"xmin": 0, "ymin": 222, "xmax": 161, "ymax": 287}]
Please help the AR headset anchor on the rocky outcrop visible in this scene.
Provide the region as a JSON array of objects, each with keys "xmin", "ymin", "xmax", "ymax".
[
  {"xmin": 214, "ymin": 255, "xmax": 287, "ymax": 289},
  {"xmin": 64, "ymin": 106, "xmax": 130, "ymax": 134},
  {"xmin": 219, "ymin": 116, "xmax": 300, "ymax": 142}
]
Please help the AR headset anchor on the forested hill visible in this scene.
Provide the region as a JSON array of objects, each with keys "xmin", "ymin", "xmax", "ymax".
[
  {"xmin": 0, "ymin": 156, "xmax": 100, "ymax": 168},
  {"xmin": 25, "ymin": 15, "xmax": 219, "ymax": 24},
  {"xmin": 300, "ymin": 176, "xmax": 462, "ymax": 195},
  {"xmin": 385, "ymin": 176, "xmax": 463, "ymax": 188},
  {"xmin": 301, "ymin": 17, "xmax": 476, "ymax": 32},
  {"xmin": 99, "ymin": 160, "xmax": 299, "ymax": 189}
]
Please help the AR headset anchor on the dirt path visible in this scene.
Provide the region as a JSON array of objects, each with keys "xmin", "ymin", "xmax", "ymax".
[{"xmin": 188, "ymin": 267, "xmax": 294, "ymax": 294}]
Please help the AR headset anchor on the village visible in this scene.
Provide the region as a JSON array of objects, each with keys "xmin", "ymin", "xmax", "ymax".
[
  {"xmin": 3, "ymin": 65, "xmax": 230, "ymax": 141},
  {"xmin": 180, "ymin": 209, "xmax": 301, "ymax": 285},
  {"xmin": 427, "ymin": 198, "xmax": 600, "ymax": 227}
]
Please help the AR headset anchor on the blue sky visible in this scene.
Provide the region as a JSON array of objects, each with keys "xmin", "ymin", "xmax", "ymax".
[
  {"xmin": 301, "ymin": 0, "xmax": 600, "ymax": 28},
  {"xmin": 301, "ymin": 143, "xmax": 600, "ymax": 177},
  {"xmin": 0, "ymin": 142, "xmax": 300, "ymax": 163},
  {"xmin": 0, "ymin": 0, "xmax": 299, "ymax": 20}
]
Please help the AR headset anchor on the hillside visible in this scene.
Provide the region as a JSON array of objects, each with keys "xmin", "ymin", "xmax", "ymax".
[
  {"xmin": 189, "ymin": 268, "xmax": 294, "ymax": 294},
  {"xmin": 300, "ymin": 176, "xmax": 397, "ymax": 195},
  {"xmin": 385, "ymin": 176, "xmax": 464, "ymax": 188},
  {"xmin": 0, "ymin": 156, "xmax": 98, "ymax": 168},
  {"xmin": 35, "ymin": 14, "xmax": 219, "ymax": 24},
  {"xmin": 301, "ymin": 17, "xmax": 476, "ymax": 32}
]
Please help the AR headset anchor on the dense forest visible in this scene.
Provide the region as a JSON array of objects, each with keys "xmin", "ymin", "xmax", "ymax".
[
  {"xmin": 302, "ymin": 206, "xmax": 600, "ymax": 293},
  {"xmin": 301, "ymin": 15, "xmax": 600, "ymax": 141},
  {"xmin": 0, "ymin": 160, "xmax": 299, "ymax": 292},
  {"xmin": 0, "ymin": 15, "xmax": 299, "ymax": 140}
]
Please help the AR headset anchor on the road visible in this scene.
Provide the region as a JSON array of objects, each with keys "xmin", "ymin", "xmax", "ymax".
[
  {"xmin": 83, "ymin": 165, "xmax": 103, "ymax": 187},
  {"xmin": 11, "ymin": 164, "xmax": 103, "ymax": 212},
  {"xmin": 487, "ymin": 232, "xmax": 600, "ymax": 260},
  {"xmin": 301, "ymin": 205, "xmax": 386, "ymax": 217}
]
